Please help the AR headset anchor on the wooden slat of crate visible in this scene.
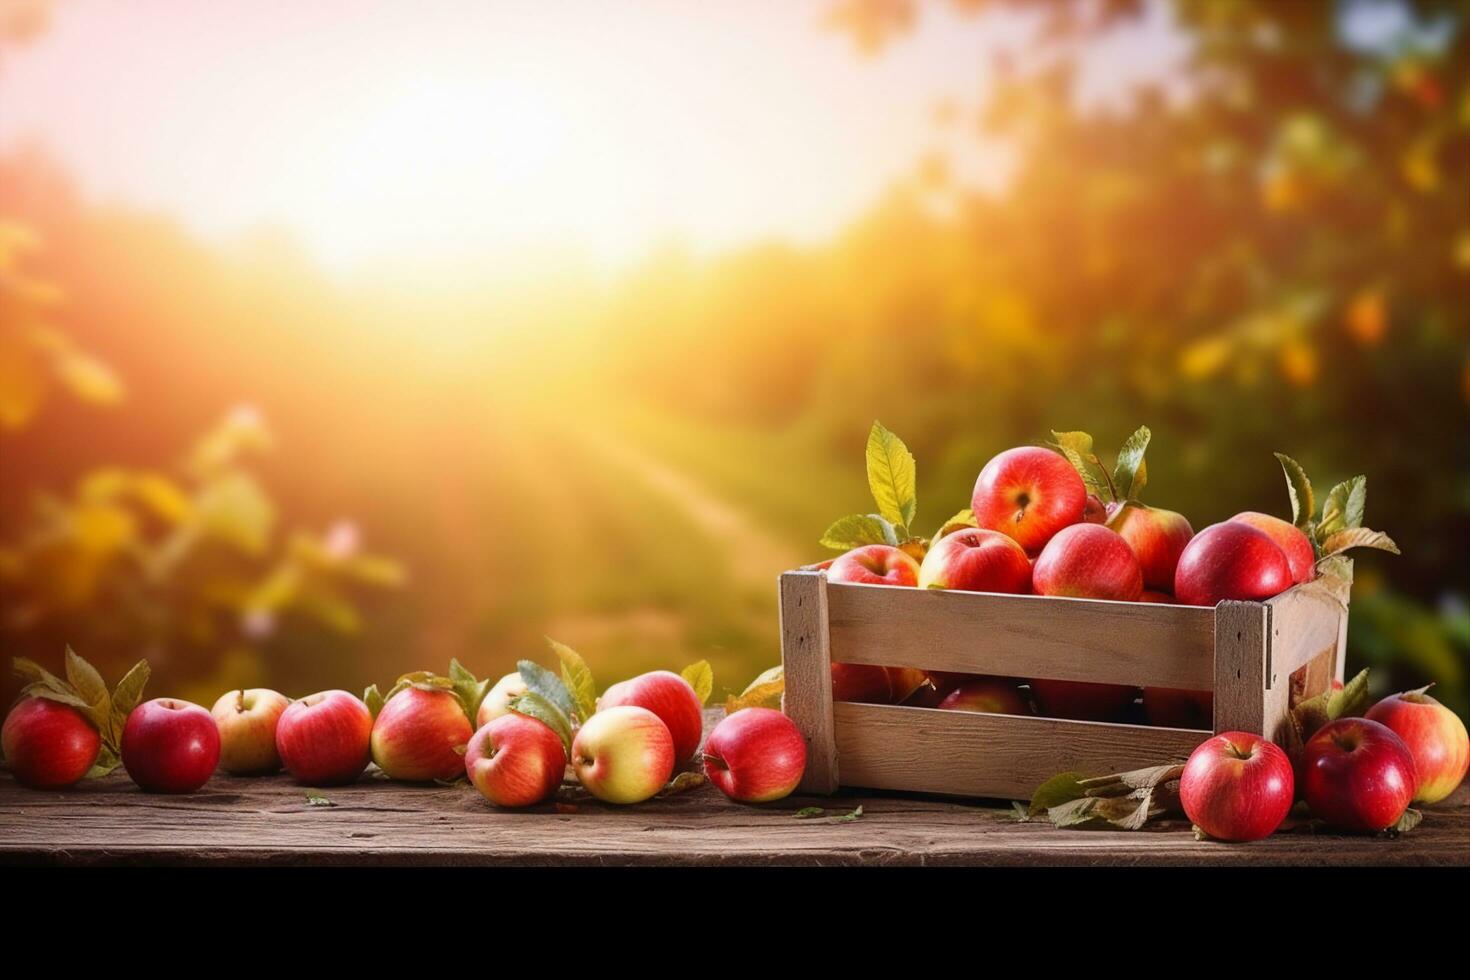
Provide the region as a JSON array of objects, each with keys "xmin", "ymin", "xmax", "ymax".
[
  {"xmin": 832, "ymin": 702, "xmax": 1208, "ymax": 801},
  {"xmin": 823, "ymin": 579, "xmax": 1216, "ymax": 689}
]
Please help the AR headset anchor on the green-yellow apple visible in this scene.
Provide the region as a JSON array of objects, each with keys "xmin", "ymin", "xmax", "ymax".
[
  {"xmin": 465, "ymin": 713, "xmax": 567, "ymax": 807},
  {"xmin": 702, "ymin": 707, "xmax": 806, "ymax": 802},
  {"xmin": 276, "ymin": 690, "xmax": 373, "ymax": 785},
  {"xmin": 121, "ymin": 698, "xmax": 220, "ymax": 794},
  {"xmin": 828, "ymin": 544, "xmax": 920, "ymax": 586},
  {"xmin": 917, "ymin": 528, "xmax": 1032, "ymax": 594},
  {"xmin": 1174, "ymin": 521, "xmax": 1293, "ymax": 606},
  {"xmin": 1031, "ymin": 523, "xmax": 1143, "ymax": 601},
  {"xmin": 971, "ymin": 446, "xmax": 1086, "ymax": 554},
  {"xmin": 211, "ymin": 688, "xmax": 290, "ymax": 775},
  {"xmin": 599, "ymin": 670, "xmax": 705, "ymax": 763},
  {"xmin": 1365, "ymin": 689, "xmax": 1468, "ymax": 804},
  {"xmin": 571, "ymin": 705, "xmax": 674, "ymax": 804},
  {"xmin": 1108, "ymin": 502, "xmax": 1194, "ymax": 593},
  {"xmin": 1, "ymin": 696, "xmax": 101, "ymax": 789},
  {"xmin": 475, "ymin": 672, "xmax": 528, "ymax": 728},
  {"xmin": 1229, "ymin": 511, "xmax": 1316, "ymax": 585},
  {"xmin": 371, "ymin": 686, "xmax": 475, "ymax": 782}
]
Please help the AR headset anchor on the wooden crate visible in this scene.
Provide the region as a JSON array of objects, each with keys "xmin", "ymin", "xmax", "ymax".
[{"xmin": 778, "ymin": 562, "xmax": 1352, "ymax": 800}]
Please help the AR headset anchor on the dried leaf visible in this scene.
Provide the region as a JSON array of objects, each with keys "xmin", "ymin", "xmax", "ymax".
[
  {"xmin": 1384, "ymin": 808, "xmax": 1422, "ymax": 837},
  {"xmin": 866, "ymin": 421, "xmax": 917, "ymax": 533},
  {"xmin": 794, "ymin": 806, "xmax": 825, "ymax": 819},
  {"xmin": 680, "ymin": 660, "xmax": 714, "ymax": 706},
  {"xmin": 1320, "ymin": 527, "xmax": 1400, "ymax": 558},
  {"xmin": 658, "ymin": 771, "xmax": 707, "ymax": 797},
  {"xmin": 305, "ymin": 790, "xmax": 336, "ymax": 807},
  {"xmin": 64, "ymin": 647, "xmax": 109, "ymax": 712},
  {"xmin": 724, "ymin": 672, "xmax": 784, "ymax": 714}
]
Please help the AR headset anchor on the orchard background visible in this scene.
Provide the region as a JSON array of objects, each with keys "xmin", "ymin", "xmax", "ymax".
[{"xmin": 2, "ymin": 0, "xmax": 1466, "ymax": 716}]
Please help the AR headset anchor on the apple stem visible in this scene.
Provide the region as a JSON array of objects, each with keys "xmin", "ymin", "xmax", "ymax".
[
  {"xmin": 701, "ymin": 752, "xmax": 727, "ymax": 772},
  {"xmin": 236, "ymin": 689, "xmax": 247, "ymax": 713}
]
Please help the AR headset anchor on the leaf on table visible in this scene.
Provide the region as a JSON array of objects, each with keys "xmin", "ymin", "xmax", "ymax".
[
  {"xmin": 305, "ymin": 790, "xmax": 336, "ymax": 807},
  {"xmin": 1010, "ymin": 801, "xmax": 1031, "ymax": 823},
  {"xmin": 794, "ymin": 806, "xmax": 825, "ymax": 819},
  {"xmin": 832, "ymin": 805, "xmax": 864, "ymax": 823},
  {"xmin": 1028, "ymin": 771, "xmax": 1086, "ymax": 816},
  {"xmin": 1031, "ymin": 763, "xmax": 1184, "ymax": 831},
  {"xmin": 865, "ymin": 421, "xmax": 917, "ymax": 533},
  {"xmin": 548, "ymin": 638, "xmax": 597, "ymax": 723},
  {"xmin": 1383, "ymin": 808, "xmax": 1422, "ymax": 837},
  {"xmin": 657, "ymin": 771, "xmax": 707, "ymax": 797},
  {"xmin": 680, "ymin": 659, "xmax": 714, "ymax": 706}
]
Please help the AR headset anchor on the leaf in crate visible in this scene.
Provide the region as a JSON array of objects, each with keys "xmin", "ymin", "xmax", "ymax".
[
  {"xmin": 1111, "ymin": 425, "xmax": 1151, "ymax": 501},
  {"xmin": 865, "ymin": 421, "xmax": 917, "ymax": 532},
  {"xmin": 1317, "ymin": 475, "xmax": 1367, "ymax": 539},
  {"xmin": 548, "ymin": 638, "xmax": 598, "ymax": 723},
  {"xmin": 794, "ymin": 807, "xmax": 825, "ymax": 819},
  {"xmin": 819, "ymin": 513, "xmax": 897, "ymax": 551},
  {"xmin": 516, "ymin": 659, "xmax": 576, "ymax": 719},
  {"xmin": 724, "ymin": 671, "xmax": 784, "ymax": 714},
  {"xmin": 1319, "ymin": 527, "xmax": 1400, "ymax": 558},
  {"xmin": 657, "ymin": 772, "xmax": 707, "ymax": 797},
  {"xmin": 1028, "ymin": 771, "xmax": 1086, "ymax": 816},
  {"xmin": 509, "ymin": 691, "xmax": 573, "ymax": 754},
  {"xmin": 933, "ymin": 508, "xmax": 976, "ymax": 541},
  {"xmin": 1051, "ymin": 430, "xmax": 1112, "ymax": 500},
  {"xmin": 680, "ymin": 659, "xmax": 714, "ymax": 706},
  {"xmin": 1273, "ymin": 453, "xmax": 1315, "ymax": 531}
]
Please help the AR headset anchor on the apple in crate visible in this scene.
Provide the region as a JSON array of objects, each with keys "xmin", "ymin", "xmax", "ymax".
[
  {"xmin": 1365, "ymin": 689, "xmax": 1469, "ymax": 805},
  {"xmin": 121, "ymin": 698, "xmax": 221, "ymax": 794},
  {"xmin": 465, "ymin": 713, "xmax": 567, "ymax": 807},
  {"xmin": 1174, "ymin": 521, "xmax": 1293, "ymax": 606},
  {"xmin": 1029, "ymin": 680, "xmax": 1137, "ymax": 723},
  {"xmin": 1180, "ymin": 732, "xmax": 1295, "ymax": 842},
  {"xmin": 476, "ymin": 672, "xmax": 528, "ymax": 727},
  {"xmin": 1082, "ymin": 493, "xmax": 1107, "ymax": 524},
  {"xmin": 936, "ymin": 677, "xmax": 1030, "ymax": 715},
  {"xmin": 1108, "ymin": 502, "xmax": 1194, "ymax": 593},
  {"xmin": 1142, "ymin": 687, "xmax": 1212, "ymax": 729},
  {"xmin": 211, "ymin": 688, "xmax": 290, "ymax": 775},
  {"xmin": 276, "ymin": 690, "xmax": 373, "ymax": 785},
  {"xmin": 971, "ymin": 446, "xmax": 1086, "ymax": 554},
  {"xmin": 703, "ymin": 707, "xmax": 807, "ymax": 803},
  {"xmin": 1, "ymin": 696, "xmax": 101, "ymax": 789},
  {"xmin": 371, "ymin": 687, "xmax": 475, "ymax": 782},
  {"xmin": 1228, "ymin": 511, "xmax": 1316, "ymax": 585},
  {"xmin": 1300, "ymin": 718, "xmax": 1417, "ymax": 832},
  {"xmin": 828, "ymin": 544, "xmax": 920, "ymax": 586},
  {"xmin": 572, "ymin": 705, "xmax": 674, "ymax": 804},
  {"xmin": 600, "ymin": 670, "xmax": 705, "ymax": 763},
  {"xmin": 918, "ymin": 528, "xmax": 1032, "ymax": 594}
]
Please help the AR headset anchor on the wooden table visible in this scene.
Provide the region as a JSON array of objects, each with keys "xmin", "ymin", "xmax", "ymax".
[{"xmin": 4, "ymin": 712, "xmax": 1467, "ymax": 866}]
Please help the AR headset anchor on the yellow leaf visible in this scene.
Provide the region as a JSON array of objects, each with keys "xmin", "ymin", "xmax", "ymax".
[{"xmin": 680, "ymin": 659, "xmax": 714, "ymax": 705}]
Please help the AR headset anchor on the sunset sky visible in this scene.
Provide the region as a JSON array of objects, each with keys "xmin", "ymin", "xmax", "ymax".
[{"xmin": 0, "ymin": 1, "xmax": 1187, "ymax": 280}]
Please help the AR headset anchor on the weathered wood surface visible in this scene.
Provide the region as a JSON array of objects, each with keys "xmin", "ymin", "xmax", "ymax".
[
  {"xmin": 779, "ymin": 571, "xmax": 839, "ymax": 793},
  {"xmin": 3, "ymin": 711, "xmax": 1466, "ymax": 867},
  {"xmin": 822, "ymin": 577, "xmax": 1217, "ymax": 689}
]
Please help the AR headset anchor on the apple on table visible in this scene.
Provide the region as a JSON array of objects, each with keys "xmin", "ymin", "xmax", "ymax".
[
  {"xmin": 475, "ymin": 672, "xmax": 529, "ymax": 728},
  {"xmin": 1, "ymin": 696, "xmax": 102, "ymax": 789},
  {"xmin": 276, "ymin": 690, "xmax": 374, "ymax": 785},
  {"xmin": 1365, "ymin": 689, "xmax": 1468, "ymax": 805},
  {"xmin": 702, "ymin": 707, "xmax": 806, "ymax": 803},
  {"xmin": 121, "ymin": 698, "xmax": 221, "ymax": 794},
  {"xmin": 1300, "ymin": 717, "xmax": 1418, "ymax": 832},
  {"xmin": 211, "ymin": 688, "xmax": 290, "ymax": 775},
  {"xmin": 1180, "ymin": 731, "xmax": 1295, "ymax": 842},
  {"xmin": 371, "ymin": 685, "xmax": 475, "ymax": 783},
  {"xmin": 572, "ymin": 705, "xmax": 674, "ymax": 805},
  {"xmin": 599, "ymin": 670, "xmax": 705, "ymax": 764},
  {"xmin": 465, "ymin": 712, "xmax": 568, "ymax": 808}
]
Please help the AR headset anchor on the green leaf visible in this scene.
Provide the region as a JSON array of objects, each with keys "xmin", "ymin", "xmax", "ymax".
[
  {"xmin": 681, "ymin": 660, "xmax": 714, "ymax": 706},
  {"xmin": 1051, "ymin": 431, "xmax": 1112, "ymax": 500},
  {"xmin": 794, "ymin": 806, "xmax": 825, "ymax": 819},
  {"xmin": 108, "ymin": 659, "xmax": 150, "ymax": 748},
  {"xmin": 657, "ymin": 771, "xmax": 707, "ymax": 797},
  {"xmin": 12, "ymin": 656, "xmax": 66, "ymax": 693},
  {"xmin": 448, "ymin": 658, "xmax": 490, "ymax": 726},
  {"xmin": 1010, "ymin": 801, "xmax": 1031, "ymax": 822},
  {"xmin": 1317, "ymin": 476, "xmax": 1366, "ymax": 539},
  {"xmin": 1385, "ymin": 807, "xmax": 1422, "ymax": 837},
  {"xmin": 1319, "ymin": 527, "xmax": 1400, "ymax": 558},
  {"xmin": 865, "ymin": 421, "xmax": 917, "ymax": 533},
  {"xmin": 84, "ymin": 744, "xmax": 121, "ymax": 779},
  {"xmin": 1112, "ymin": 426, "xmax": 1151, "ymax": 501},
  {"xmin": 305, "ymin": 790, "xmax": 336, "ymax": 807},
  {"xmin": 517, "ymin": 659, "xmax": 576, "ymax": 719},
  {"xmin": 832, "ymin": 805, "xmax": 864, "ymax": 823},
  {"xmin": 1274, "ymin": 453, "xmax": 1315, "ymax": 531},
  {"xmin": 1029, "ymin": 771, "xmax": 1086, "ymax": 816},
  {"xmin": 1327, "ymin": 668, "xmax": 1371, "ymax": 720},
  {"xmin": 548, "ymin": 638, "xmax": 597, "ymax": 724},
  {"xmin": 509, "ymin": 691, "xmax": 573, "ymax": 755},
  {"xmin": 819, "ymin": 513, "xmax": 897, "ymax": 551},
  {"xmin": 27, "ymin": 686, "xmax": 95, "ymax": 713},
  {"xmin": 363, "ymin": 684, "xmax": 384, "ymax": 720}
]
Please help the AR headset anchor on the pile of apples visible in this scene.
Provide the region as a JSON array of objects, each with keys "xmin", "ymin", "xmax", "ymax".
[
  {"xmin": 1, "ymin": 647, "xmax": 810, "ymax": 809},
  {"xmin": 818, "ymin": 424, "xmax": 1398, "ymax": 728}
]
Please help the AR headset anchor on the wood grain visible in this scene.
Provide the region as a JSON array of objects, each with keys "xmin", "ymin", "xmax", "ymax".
[
  {"xmin": 832, "ymin": 702, "xmax": 1207, "ymax": 800},
  {"xmin": 779, "ymin": 571, "xmax": 839, "ymax": 793},
  {"xmin": 2, "ymin": 711, "xmax": 1464, "ymax": 867},
  {"xmin": 1267, "ymin": 577, "xmax": 1349, "ymax": 679},
  {"xmin": 1213, "ymin": 601, "xmax": 1270, "ymax": 735},
  {"xmin": 824, "ymin": 580, "xmax": 1216, "ymax": 688}
]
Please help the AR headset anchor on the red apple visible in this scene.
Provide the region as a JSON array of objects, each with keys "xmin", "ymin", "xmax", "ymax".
[
  {"xmin": 1030, "ymin": 679, "xmax": 1138, "ymax": 722},
  {"xmin": 599, "ymin": 670, "xmax": 705, "ymax": 764},
  {"xmin": 121, "ymin": 698, "xmax": 221, "ymax": 794},
  {"xmin": 465, "ymin": 712, "xmax": 567, "ymax": 807},
  {"xmin": 1082, "ymin": 493, "xmax": 1107, "ymax": 524},
  {"xmin": 884, "ymin": 666, "xmax": 928, "ymax": 703},
  {"xmin": 1108, "ymin": 502, "xmax": 1194, "ymax": 593},
  {"xmin": 1365, "ymin": 689, "xmax": 1469, "ymax": 804},
  {"xmin": 1142, "ymin": 687, "xmax": 1213, "ymax": 729},
  {"xmin": 1140, "ymin": 590, "xmax": 1174, "ymax": 603},
  {"xmin": 828, "ymin": 544, "xmax": 920, "ymax": 587},
  {"xmin": 917, "ymin": 528, "xmax": 1032, "ymax": 594},
  {"xmin": 1031, "ymin": 524, "xmax": 1143, "ymax": 601},
  {"xmin": 1229, "ymin": 511, "xmax": 1316, "ymax": 585},
  {"xmin": 1180, "ymin": 732, "xmax": 1295, "ymax": 841},
  {"xmin": 936, "ymin": 677, "xmax": 1030, "ymax": 716},
  {"xmin": 703, "ymin": 707, "xmax": 806, "ymax": 803},
  {"xmin": 371, "ymin": 686, "xmax": 475, "ymax": 782},
  {"xmin": 211, "ymin": 688, "xmax": 290, "ymax": 775},
  {"xmin": 475, "ymin": 672, "xmax": 528, "ymax": 728},
  {"xmin": 1, "ymin": 697, "xmax": 101, "ymax": 789},
  {"xmin": 1173, "ymin": 521, "xmax": 1294, "ymax": 607},
  {"xmin": 1301, "ymin": 718, "xmax": 1417, "ymax": 831},
  {"xmin": 830, "ymin": 663, "xmax": 893, "ymax": 704},
  {"xmin": 972, "ymin": 446, "xmax": 1086, "ymax": 554},
  {"xmin": 276, "ymin": 690, "xmax": 373, "ymax": 785},
  {"xmin": 571, "ymin": 705, "xmax": 674, "ymax": 804}
]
